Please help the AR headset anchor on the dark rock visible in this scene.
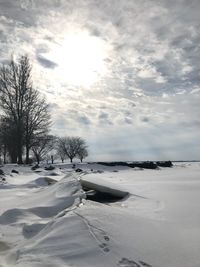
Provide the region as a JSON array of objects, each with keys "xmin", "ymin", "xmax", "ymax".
[
  {"xmin": 97, "ymin": 161, "xmax": 158, "ymax": 169},
  {"xmin": 156, "ymin": 161, "xmax": 173, "ymax": 167},
  {"xmin": 129, "ymin": 162, "xmax": 158, "ymax": 169},
  {"xmin": 2, "ymin": 177, "xmax": 6, "ymax": 181},
  {"xmin": 72, "ymin": 164, "xmax": 76, "ymax": 169},
  {"xmin": 0, "ymin": 169, "xmax": 4, "ymax": 176},
  {"xmin": 75, "ymin": 168, "xmax": 83, "ymax": 172},
  {"xmin": 11, "ymin": 169, "xmax": 19, "ymax": 174},
  {"xmin": 31, "ymin": 164, "xmax": 40, "ymax": 170},
  {"xmin": 45, "ymin": 165, "xmax": 55, "ymax": 171},
  {"xmin": 97, "ymin": 162, "xmax": 129, "ymax": 167}
]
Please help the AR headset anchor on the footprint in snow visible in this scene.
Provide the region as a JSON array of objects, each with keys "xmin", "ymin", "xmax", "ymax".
[
  {"xmin": 104, "ymin": 235, "xmax": 110, "ymax": 241},
  {"xmin": 99, "ymin": 242, "xmax": 110, "ymax": 252},
  {"xmin": 98, "ymin": 235, "xmax": 110, "ymax": 252}
]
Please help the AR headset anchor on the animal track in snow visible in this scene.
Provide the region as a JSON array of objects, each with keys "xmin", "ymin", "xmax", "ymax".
[
  {"xmin": 99, "ymin": 242, "xmax": 110, "ymax": 252},
  {"xmin": 74, "ymin": 211, "xmax": 111, "ymax": 253},
  {"xmin": 104, "ymin": 235, "xmax": 109, "ymax": 241}
]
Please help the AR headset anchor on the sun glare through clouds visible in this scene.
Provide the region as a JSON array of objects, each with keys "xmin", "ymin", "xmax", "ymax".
[{"xmin": 49, "ymin": 31, "xmax": 109, "ymax": 87}]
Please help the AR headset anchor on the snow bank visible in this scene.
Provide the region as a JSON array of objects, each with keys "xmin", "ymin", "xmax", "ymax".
[{"xmin": 29, "ymin": 177, "xmax": 57, "ymax": 187}]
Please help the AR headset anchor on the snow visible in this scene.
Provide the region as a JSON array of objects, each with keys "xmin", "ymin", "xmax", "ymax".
[{"xmin": 0, "ymin": 162, "xmax": 200, "ymax": 267}]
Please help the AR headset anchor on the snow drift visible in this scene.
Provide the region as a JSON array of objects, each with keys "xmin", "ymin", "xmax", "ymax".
[{"xmin": 0, "ymin": 163, "xmax": 200, "ymax": 267}]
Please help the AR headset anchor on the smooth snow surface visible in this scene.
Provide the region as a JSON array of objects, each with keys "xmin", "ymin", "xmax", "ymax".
[{"xmin": 0, "ymin": 162, "xmax": 200, "ymax": 267}]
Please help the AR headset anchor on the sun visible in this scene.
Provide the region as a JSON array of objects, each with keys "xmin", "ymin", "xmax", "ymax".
[{"xmin": 49, "ymin": 31, "xmax": 108, "ymax": 87}]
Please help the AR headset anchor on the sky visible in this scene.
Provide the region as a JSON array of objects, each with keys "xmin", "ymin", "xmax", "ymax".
[{"xmin": 0, "ymin": 0, "xmax": 200, "ymax": 161}]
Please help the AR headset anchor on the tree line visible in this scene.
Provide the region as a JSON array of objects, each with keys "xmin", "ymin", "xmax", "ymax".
[
  {"xmin": 0, "ymin": 55, "xmax": 88, "ymax": 164},
  {"xmin": 32, "ymin": 135, "xmax": 88, "ymax": 165}
]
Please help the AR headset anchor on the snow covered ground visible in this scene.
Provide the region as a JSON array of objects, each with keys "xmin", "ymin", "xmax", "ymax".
[{"xmin": 0, "ymin": 162, "xmax": 200, "ymax": 267}]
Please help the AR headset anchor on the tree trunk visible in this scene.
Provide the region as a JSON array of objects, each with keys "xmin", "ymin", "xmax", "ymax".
[
  {"xmin": 25, "ymin": 147, "xmax": 30, "ymax": 164},
  {"xmin": 11, "ymin": 154, "xmax": 17, "ymax": 163},
  {"xmin": 51, "ymin": 155, "xmax": 54, "ymax": 164},
  {"xmin": 17, "ymin": 128, "xmax": 23, "ymax": 164},
  {"xmin": 17, "ymin": 148, "xmax": 23, "ymax": 164},
  {"xmin": 70, "ymin": 158, "xmax": 73, "ymax": 163},
  {"xmin": 3, "ymin": 154, "xmax": 6, "ymax": 164},
  {"xmin": 3, "ymin": 148, "xmax": 6, "ymax": 164},
  {"xmin": 9, "ymin": 147, "xmax": 17, "ymax": 163},
  {"xmin": 36, "ymin": 155, "xmax": 40, "ymax": 165}
]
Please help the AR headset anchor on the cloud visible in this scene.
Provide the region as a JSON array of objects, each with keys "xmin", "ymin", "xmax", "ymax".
[
  {"xmin": 37, "ymin": 55, "xmax": 58, "ymax": 69},
  {"xmin": 78, "ymin": 115, "xmax": 91, "ymax": 125},
  {"xmin": 0, "ymin": 0, "xmax": 200, "ymax": 160},
  {"xmin": 141, "ymin": 117, "xmax": 150, "ymax": 123},
  {"xmin": 98, "ymin": 111, "xmax": 113, "ymax": 125},
  {"xmin": 99, "ymin": 111, "xmax": 109, "ymax": 120}
]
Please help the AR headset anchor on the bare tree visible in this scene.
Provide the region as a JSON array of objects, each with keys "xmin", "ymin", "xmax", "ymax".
[
  {"xmin": 77, "ymin": 146, "xmax": 88, "ymax": 162},
  {"xmin": 44, "ymin": 135, "xmax": 58, "ymax": 164},
  {"xmin": 0, "ymin": 116, "xmax": 18, "ymax": 163},
  {"xmin": 56, "ymin": 139, "xmax": 67, "ymax": 163},
  {"xmin": 56, "ymin": 136, "xmax": 88, "ymax": 163},
  {"xmin": 31, "ymin": 135, "xmax": 55, "ymax": 165},
  {"xmin": 24, "ymin": 89, "xmax": 51, "ymax": 164},
  {"xmin": 0, "ymin": 120, "xmax": 8, "ymax": 164},
  {"xmin": 0, "ymin": 56, "xmax": 32, "ymax": 163},
  {"xmin": 0, "ymin": 55, "xmax": 51, "ymax": 164}
]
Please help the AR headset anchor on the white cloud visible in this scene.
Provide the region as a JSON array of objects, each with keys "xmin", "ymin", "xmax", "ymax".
[{"xmin": 0, "ymin": 0, "xmax": 200, "ymax": 160}]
